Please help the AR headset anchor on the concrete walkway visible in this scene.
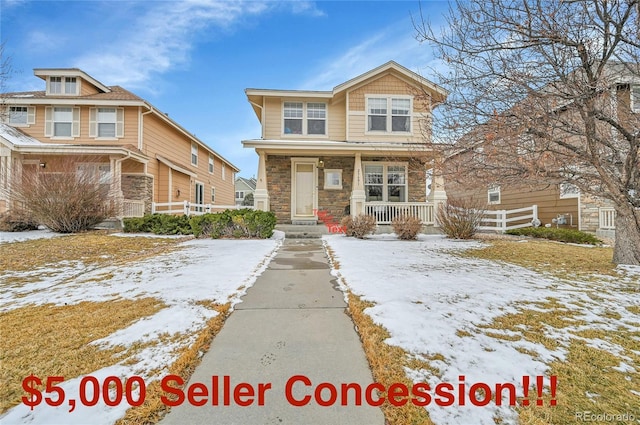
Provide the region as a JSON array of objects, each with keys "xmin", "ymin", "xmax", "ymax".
[{"xmin": 160, "ymin": 239, "xmax": 385, "ymax": 425}]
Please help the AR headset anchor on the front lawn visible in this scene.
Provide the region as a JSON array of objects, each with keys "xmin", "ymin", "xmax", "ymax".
[{"xmin": 324, "ymin": 234, "xmax": 639, "ymax": 425}]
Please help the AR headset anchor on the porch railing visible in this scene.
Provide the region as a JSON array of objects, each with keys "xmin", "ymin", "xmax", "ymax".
[
  {"xmin": 122, "ymin": 199, "xmax": 145, "ymax": 218},
  {"xmin": 152, "ymin": 200, "xmax": 254, "ymax": 216},
  {"xmin": 599, "ymin": 207, "xmax": 616, "ymax": 230},
  {"xmin": 364, "ymin": 202, "xmax": 435, "ymax": 225}
]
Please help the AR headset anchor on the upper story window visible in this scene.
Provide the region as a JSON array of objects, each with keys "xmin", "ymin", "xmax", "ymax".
[
  {"xmin": 7, "ymin": 106, "xmax": 35, "ymax": 126},
  {"xmin": 208, "ymin": 155, "xmax": 214, "ymax": 174},
  {"xmin": 488, "ymin": 185, "xmax": 501, "ymax": 205},
  {"xmin": 283, "ymin": 102, "xmax": 327, "ymax": 135},
  {"xmin": 89, "ymin": 107, "xmax": 124, "ymax": 138},
  {"xmin": 48, "ymin": 76, "xmax": 79, "ymax": 95},
  {"xmin": 559, "ymin": 182, "xmax": 580, "ymax": 199},
  {"xmin": 367, "ymin": 96, "xmax": 411, "ymax": 133},
  {"xmin": 222, "ymin": 164, "xmax": 226, "ymax": 180},
  {"xmin": 631, "ymin": 84, "xmax": 640, "ymax": 113},
  {"xmin": 191, "ymin": 143, "xmax": 198, "ymax": 166},
  {"xmin": 44, "ymin": 106, "xmax": 80, "ymax": 138}
]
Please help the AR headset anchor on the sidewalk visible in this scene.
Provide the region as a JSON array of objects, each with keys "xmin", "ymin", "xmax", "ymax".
[{"xmin": 160, "ymin": 238, "xmax": 385, "ymax": 425}]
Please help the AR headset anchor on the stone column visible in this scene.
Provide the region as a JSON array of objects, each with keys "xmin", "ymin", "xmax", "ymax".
[
  {"xmin": 253, "ymin": 151, "xmax": 270, "ymax": 211},
  {"xmin": 350, "ymin": 152, "xmax": 366, "ymax": 216},
  {"xmin": 428, "ymin": 163, "xmax": 447, "ymax": 226}
]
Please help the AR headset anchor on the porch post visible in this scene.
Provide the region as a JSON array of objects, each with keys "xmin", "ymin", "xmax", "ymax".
[
  {"xmin": 428, "ymin": 164, "xmax": 447, "ymax": 227},
  {"xmin": 253, "ymin": 151, "xmax": 270, "ymax": 211},
  {"xmin": 350, "ymin": 152, "xmax": 366, "ymax": 217},
  {"xmin": 109, "ymin": 156, "xmax": 124, "ymax": 217}
]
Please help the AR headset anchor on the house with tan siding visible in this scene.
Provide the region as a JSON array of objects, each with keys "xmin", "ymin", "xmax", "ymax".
[
  {"xmin": 242, "ymin": 61, "xmax": 448, "ymax": 226},
  {"xmin": 0, "ymin": 68, "xmax": 238, "ymax": 220}
]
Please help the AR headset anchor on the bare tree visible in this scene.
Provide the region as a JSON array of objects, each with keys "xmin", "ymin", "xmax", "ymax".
[{"xmin": 415, "ymin": 0, "xmax": 640, "ymax": 265}]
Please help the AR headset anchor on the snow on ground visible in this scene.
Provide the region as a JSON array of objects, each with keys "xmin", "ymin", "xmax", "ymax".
[
  {"xmin": 0, "ymin": 235, "xmax": 282, "ymax": 425},
  {"xmin": 324, "ymin": 234, "xmax": 639, "ymax": 425},
  {"xmin": 0, "ymin": 228, "xmax": 62, "ymax": 244}
]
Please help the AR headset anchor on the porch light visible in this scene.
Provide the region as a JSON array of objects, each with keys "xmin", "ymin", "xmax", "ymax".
[
  {"xmin": 39, "ymin": 162, "xmax": 46, "ymax": 168},
  {"xmin": 176, "ymin": 189, "xmax": 181, "ymax": 197},
  {"xmin": 318, "ymin": 160, "xmax": 324, "ymax": 169}
]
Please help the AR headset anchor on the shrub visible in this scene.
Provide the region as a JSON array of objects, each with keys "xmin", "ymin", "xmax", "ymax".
[
  {"xmin": 124, "ymin": 209, "xmax": 277, "ymax": 239},
  {"xmin": 506, "ymin": 227, "xmax": 602, "ymax": 245},
  {"xmin": 9, "ymin": 158, "xmax": 114, "ymax": 233},
  {"xmin": 391, "ymin": 215, "xmax": 422, "ymax": 240},
  {"xmin": 436, "ymin": 198, "xmax": 486, "ymax": 239},
  {"xmin": 341, "ymin": 214, "xmax": 376, "ymax": 239},
  {"xmin": 0, "ymin": 210, "xmax": 39, "ymax": 232}
]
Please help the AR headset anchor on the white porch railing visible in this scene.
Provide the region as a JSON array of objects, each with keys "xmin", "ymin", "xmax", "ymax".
[
  {"xmin": 122, "ymin": 199, "xmax": 145, "ymax": 218},
  {"xmin": 599, "ymin": 207, "xmax": 616, "ymax": 230},
  {"xmin": 364, "ymin": 202, "xmax": 434, "ymax": 225},
  {"xmin": 478, "ymin": 205, "xmax": 538, "ymax": 232},
  {"xmin": 152, "ymin": 200, "xmax": 254, "ymax": 216}
]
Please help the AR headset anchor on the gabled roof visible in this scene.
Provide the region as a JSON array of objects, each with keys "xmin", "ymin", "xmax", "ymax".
[
  {"xmin": 235, "ymin": 176, "xmax": 257, "ymax": 190},
  {"xmin": 34, "ymin": 68, "xmax": 111, "ymax": 93}
]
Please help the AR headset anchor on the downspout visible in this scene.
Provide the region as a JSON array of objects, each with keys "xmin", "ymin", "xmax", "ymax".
[{"xmin": 138, "ymin": 106, "xmax": 154, "ymax": 151}]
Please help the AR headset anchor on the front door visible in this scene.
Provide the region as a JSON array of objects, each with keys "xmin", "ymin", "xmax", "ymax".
[{"xmin": 292, "ymin": 160, "xmax": 317, "ymax": 219}]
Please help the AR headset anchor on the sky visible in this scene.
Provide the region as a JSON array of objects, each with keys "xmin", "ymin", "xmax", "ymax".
[{"xmin": 0, "ymin": 0, "xmax": 450, "ymax": 178}]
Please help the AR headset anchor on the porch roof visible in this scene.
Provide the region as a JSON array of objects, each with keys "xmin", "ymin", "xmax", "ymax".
[
  {"xmin": 242, "ymin": 138, "xmax": 433, "ymax": 156},
  {"xmin": 0, "ymin": 124, "xmax": 148, "ymax": 162}
]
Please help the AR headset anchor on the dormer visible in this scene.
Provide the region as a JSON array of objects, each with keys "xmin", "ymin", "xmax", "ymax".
[{"xmin": 33, "ymin": 68, "xmax": 112, "ymax": 97}]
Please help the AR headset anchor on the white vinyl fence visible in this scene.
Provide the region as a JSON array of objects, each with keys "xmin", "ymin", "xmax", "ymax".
[
  {"xmin": 152, "ymin": 200, "xmax": 253, "ymax": 216},
  {"xmin": 477, "ymin": 205, "xmax": 539, "ymax": 232},
  {"xmin": 364, "ymin": 202, "xmax": 435, "ymax": 225}
]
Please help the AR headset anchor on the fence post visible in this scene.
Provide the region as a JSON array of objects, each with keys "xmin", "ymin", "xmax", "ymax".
[
  {"xmin": 532, "ymin": 205, "xmax": 538, "ymax": 225},
  {"xmin": 183, "ymin": 200, "xmax": 190, "ymax": 216},
  {"xmin": 500, "ymin": 210, "xmax": 507, "ymax": 232},
  {"xmin": 152, "ymin": 202, "xmax": 156, "ymax": 214}
]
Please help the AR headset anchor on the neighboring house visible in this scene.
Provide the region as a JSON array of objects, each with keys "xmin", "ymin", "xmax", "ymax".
[
  {"xmin": 242, "ymin": 61, "xmax": 448, "ymax": 225},
  {"xmin": 235, "ymin": 176, "xmax": 256, "ymax": 206},
  {"xmin": 0, "ymin": 68, "xmax": 239, "ymax": 218},
  {"xmin": 444, "ymin": 65, "xmax": 639, "ymax": 239}
]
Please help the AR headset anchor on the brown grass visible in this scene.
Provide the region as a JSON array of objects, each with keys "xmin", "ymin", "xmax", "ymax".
[
  {"xmin": 0, "ymin": 232, "xmax": 186, "ymax": 273},
  {"xmin": 0, "ymin": 298, "xmax": 166, "ymax": 413},
  {"xmin": 347, "ymin": 294, "xmax": 435, "ymax": 425},
  {"xmin": 460, "ymin": 239, "xmax": 618, "ymax": 279},
  {"xmin": 115, "ymin": 303, "xmax": 231, "ymax": 424}
]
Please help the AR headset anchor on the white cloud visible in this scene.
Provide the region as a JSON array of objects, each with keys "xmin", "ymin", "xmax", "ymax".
[
  {"xmin": 299, "ymin": 23, "xmax": 436, "ymax": 90},
  {"xmin": 74, "ymin": 0, "xmax": 273, "ymax": 90}
]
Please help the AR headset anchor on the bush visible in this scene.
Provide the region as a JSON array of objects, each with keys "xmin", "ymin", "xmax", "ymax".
[
  {"xmin": 391, "ymin": 215, "xmax": 422, "ymax": 240},
  {"xmin": 9, "ymin": 157, "xmax": 114, "ymax": 233},
  {"xmin": 123, "ymin": 209, "xmax": 277, "ymax": 239},
  {"xmin": 341, "ymin": 214, "xmax": 376, "ymax": 239},
  {"xmin": 0, "ymin": 210, "xmax": 39, "ymax": 232},
  {"xmin": 436, "ymin": 198, "xmax": 486, "ymax": 239},
  {"xmin": 506, "ymin": 227, "xmax": 602, "ymax": 245}
]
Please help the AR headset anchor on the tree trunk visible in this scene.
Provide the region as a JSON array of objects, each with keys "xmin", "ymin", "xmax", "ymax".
[{"xmin": 612, "ymin": 206, "xmax": 640, "ymax": 266}]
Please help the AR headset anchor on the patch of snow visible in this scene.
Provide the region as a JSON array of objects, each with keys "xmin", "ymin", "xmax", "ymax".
[
  {"xmin": 324, "ymin": 233, "xmax": 639, "ymax": 425},
  {"xmin": 0, "ymin": 229, "xmax": 62, "ymax": 244}
]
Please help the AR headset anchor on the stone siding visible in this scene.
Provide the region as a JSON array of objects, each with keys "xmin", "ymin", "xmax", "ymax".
[
  {"xmin": 580, "ymin": 194, "xmax": 615, "ymax": 233},
  {"xmin": 122, "ymin": 174, "xmax": 154, "ymax": 214},
  {"xmin": 317, "ymin": 157, "xmax": 353, "ymax": 223},
  {"xmin": 266, "ymin": 156, "xmax": 292, "ymax": 223}
]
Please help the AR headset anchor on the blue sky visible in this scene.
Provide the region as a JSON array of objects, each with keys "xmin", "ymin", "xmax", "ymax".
[{"xmin": 1, "ymin": 0, "xmax": 449, "ymax": 177}]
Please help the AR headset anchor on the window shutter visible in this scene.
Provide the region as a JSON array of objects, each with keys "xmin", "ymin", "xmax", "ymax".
[
  {"xmin": 89, "ymin": 108, "xmax": 97, "ymax": 137},
  {"xmin": 44, "ymin": 107, "xmax": 53, "ymax": 137},
  {"xmin": 27, "ymin": 107, "xmax": 36, "ymax": 125},
  {"xmin": 72, "ymin": 107, "xmax": 80, "ymax": 137},
  {"xmin": 116, "ymin": 108, "xmax": 124, "ymax": 138}
]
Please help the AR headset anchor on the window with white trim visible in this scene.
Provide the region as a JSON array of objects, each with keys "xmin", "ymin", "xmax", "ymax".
[
  {"xmin": 211, "ymin": 187, "xmax": 216, "ymax": 203},
  {"xmin": 191, "ymin": 143, "xmax": 198, "ymax": 166},
  {"xmin": 89, "ymin": 107, "xmax": 124, "ymax": 138},
  {"xmin": 488, "ymin": 185, "xmax": 501, "ymax": 205},
  {"xmin": 631, "ymin": 84, "xmax": 640, "ymax": 113},
  {"xmin": 324, "ymin": 169, "xmax": 342, "ymax": 190},
  {"xmin": 45, "ymin": 106, "xmax": 80, "ymax": 138},
  {"xmin": 283, "ymin": 102, "xmax": 327, "ymax": 135},
  {"xmin": 367, "ymin": 96, "xmax": 411, "ymax": 133},
  {"xmin": 236, "ymin": 191, "xmax": 245, "ymax": 200},
  {"xmin": 7, "ymin": 106, "xmax": 35, "ymax": 125},
  {"xmin": 76, "ymin": 163, "xmax": 111, "ymax": 185},
  {"xmin": 559, "ymin": 182, "xmax": 580, "ymax": 199},
  {"xmin": 222, "ymin": 164, "xmax": 226, "ymax": 180},
  {"xmin": 364, "ymin": 163, "xmax": 407, "ymax": 202},
  {"xmin": 208, "ymin": 155, "xmax": 214, "ymax": 174},
  {"xmin": 48, "ymin": 76, "xmax": 78, "ymax": 95}
]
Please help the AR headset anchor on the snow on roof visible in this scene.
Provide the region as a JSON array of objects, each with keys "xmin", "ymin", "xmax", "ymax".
[{"xmin": 0, "ymin": 123, "xmax": 44, "ymax": 146}]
